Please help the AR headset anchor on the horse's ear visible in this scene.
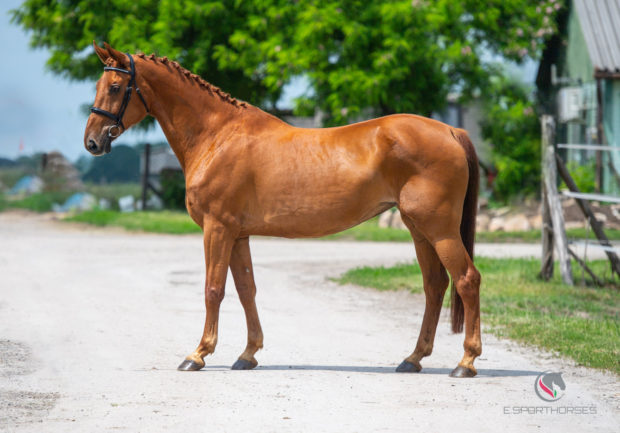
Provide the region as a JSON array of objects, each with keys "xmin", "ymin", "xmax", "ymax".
[
  {"xmin": 93, "ymin": 41, "xmax": 110, "ymax": 64},
  {"xmin": 103, "ymin": 42, "xmax": 128, "ymax": 68}
]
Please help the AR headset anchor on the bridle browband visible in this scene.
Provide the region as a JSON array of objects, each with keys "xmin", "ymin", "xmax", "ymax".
[{"xmin": 90, "ymin": 52, "xmax": 149, "ymax": 138}]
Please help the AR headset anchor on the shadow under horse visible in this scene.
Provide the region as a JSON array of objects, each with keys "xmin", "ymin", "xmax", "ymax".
[{"xmin": 84, "ymin": 42, "xmax": 481, "ymax": 378}]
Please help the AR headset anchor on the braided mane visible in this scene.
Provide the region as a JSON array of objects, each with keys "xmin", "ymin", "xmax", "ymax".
[{"xmin": 136, "ymin": 53, "xmax": 247, "ymax": 108}]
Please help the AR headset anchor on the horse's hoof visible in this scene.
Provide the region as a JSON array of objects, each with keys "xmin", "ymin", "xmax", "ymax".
[
  {"xmin": 231, "ymin": 358, "xmax": 257, "ymax": 370},
  {"xmin": 449, "ymin": 365, "xmax": 477, "ymax": 378},
  {"xmin": 395, "ymin": 360, "xmax": 421, "ymax": 373},
  {"xmin": 177, "ymin": 359, "xmax": 204, "ymax": 371}
]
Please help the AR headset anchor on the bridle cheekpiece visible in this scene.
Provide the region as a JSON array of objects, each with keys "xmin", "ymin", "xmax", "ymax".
[{"xmin": 90, "ymin": 52, "xmax": 149, "ymax": 138}]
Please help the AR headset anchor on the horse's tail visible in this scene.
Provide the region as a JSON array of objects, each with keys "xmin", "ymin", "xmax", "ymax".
[{"xmin": 451, "ymin": 129, "xmax": 479, "ymax": 333}]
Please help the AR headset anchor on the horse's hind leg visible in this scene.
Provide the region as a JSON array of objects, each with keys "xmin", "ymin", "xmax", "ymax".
[
  {"xmin": 398, "ymin": 185, "xmax": 481, "ymax": 377},
  {"xmin": 396, "ymin": 215, "xmax": 449, "ymax": 373},
  {"xmin": 229, "ymin": 237, "xmax": 264, "ymax": 370},
  {"xmin": 432, "ymin": 236, "xmax": 481, "ymax": 377}
]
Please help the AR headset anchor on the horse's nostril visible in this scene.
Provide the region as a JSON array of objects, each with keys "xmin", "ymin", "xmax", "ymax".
[{"xmin": 87, "ymin": 139, "xmax": 98, "ymax": 151}]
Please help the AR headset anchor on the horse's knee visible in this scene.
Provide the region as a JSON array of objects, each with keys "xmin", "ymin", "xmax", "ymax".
[{"xmin": 205, "ymin": 285, "xmax": 225, "ymax": 305}]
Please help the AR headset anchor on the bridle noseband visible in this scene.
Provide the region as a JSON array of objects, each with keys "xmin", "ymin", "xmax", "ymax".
[{"xmin": 90, "ymin": 52, "xmax": 150, "ymax": 138}]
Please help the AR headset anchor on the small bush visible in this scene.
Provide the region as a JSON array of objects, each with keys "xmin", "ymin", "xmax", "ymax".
[
  {"xmin": 160, "ymin": 169, "xmax": 186, "ymax": 209},
  {"xmin": 563, "ymin": 161, "xmax": 596, "ymax": 193},
  {"xmin": 0, "ymin": 167, "xmax": 30, "ymax": 189}
]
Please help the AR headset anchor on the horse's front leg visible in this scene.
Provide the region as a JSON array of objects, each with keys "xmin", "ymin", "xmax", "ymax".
[{"xmin": 178, "ymin": 218, "xmax": 236, "ymax": 371}]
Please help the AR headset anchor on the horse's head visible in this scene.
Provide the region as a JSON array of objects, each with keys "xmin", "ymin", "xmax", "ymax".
[{"xmin": 84, "ymin": 42, "xmax": 150, "ymax": 155}]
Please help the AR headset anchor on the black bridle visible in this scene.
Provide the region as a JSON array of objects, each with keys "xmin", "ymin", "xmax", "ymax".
[{"xmin": 90, "ymin": 52, "xmax": 149, "ymax": 138}]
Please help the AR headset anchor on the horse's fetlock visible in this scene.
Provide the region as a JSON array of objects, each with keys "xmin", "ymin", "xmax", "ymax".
[{"xmin": 465, "ymin": 341, "xmax": 482, "ymax": 357}]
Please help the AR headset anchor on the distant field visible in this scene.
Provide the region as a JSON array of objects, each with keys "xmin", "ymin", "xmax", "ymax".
[
  {"xmin": 0, "ymin": 184, "xmax": 141, "ymax": 212},
  {"xmin": 64, "ymin": 209, "xmax": 620, "ymax": 242},
  {"xmin": 65, "ymin": 209, "xmax": 200, "ymax": 234},
  {"xmin": 2, "ymin": 200, "xmax": 620, "ymax": 242},
  {"xmin": 0, "ymin": 191, "xmax": 74, "ymax": 212}
]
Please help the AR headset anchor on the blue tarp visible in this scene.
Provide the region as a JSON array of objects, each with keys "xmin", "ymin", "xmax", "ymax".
[
  {"xmin": 9, "ymin": 176, "xmax": 43, "ymax": 195},
  {"xmin": 54, "ymin": 193, "xmax": 96, "ymax": 212}
]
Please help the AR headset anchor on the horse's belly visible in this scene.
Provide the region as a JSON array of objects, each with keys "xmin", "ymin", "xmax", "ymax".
[
  {"xmin": 245, "ymin": 177, "xmax": 395, "ymax": 238},
  {"xmin": 265, "ymin": 202, "xmax": 394, "ymax": 238}
]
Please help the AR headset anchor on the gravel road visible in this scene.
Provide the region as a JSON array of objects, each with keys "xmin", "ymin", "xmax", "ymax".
[{"xmin": 0, "ymin": 211, "xmax": 618, "ymax": 432}]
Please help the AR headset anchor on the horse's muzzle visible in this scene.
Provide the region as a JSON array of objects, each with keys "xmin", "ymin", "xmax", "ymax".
[{"xmin": 85, "ymin": 136, "xmax": 111, "ymax": 156}]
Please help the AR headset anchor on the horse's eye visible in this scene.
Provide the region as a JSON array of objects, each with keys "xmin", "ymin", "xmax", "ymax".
[{"xmin": 109, "ymin": 85, "xmax": 121, "ymax": 95}]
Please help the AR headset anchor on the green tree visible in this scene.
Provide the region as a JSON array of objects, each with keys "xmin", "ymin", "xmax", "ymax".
[
  {"xmin": 12, "ymin": 0, "xmax": 562, "ymax": 124},
  {"xmin": 480, "ymin": 76, "xmax": 541, "ymax": 201},
  {"xmin": 83, "ymin": 144, "xmax": 140, "ymax": 183}
]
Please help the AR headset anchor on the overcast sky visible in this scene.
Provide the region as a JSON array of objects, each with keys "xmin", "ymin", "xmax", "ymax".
[{"xmin": 1, "ymin": 1, "xmax": 537, "ymax": 163}]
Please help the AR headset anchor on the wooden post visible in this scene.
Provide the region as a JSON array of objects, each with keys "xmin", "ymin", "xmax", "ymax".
[
  {"xmin": 596, "ymin": 78, "xmax": 604, "ymax": 193},
  {"xmin": 541, "ymin": 115, "xmax": 573, "ymax": 285},
  {"xmin": 141, "ymin": 143, "xmax": 151, "ymax": 211},
  {"xmin": 540, "ymin": 116, "xmax": 554, "ymax": 280}
]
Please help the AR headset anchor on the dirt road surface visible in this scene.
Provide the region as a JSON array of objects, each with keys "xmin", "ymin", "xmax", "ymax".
[{"xmin": 0, "ymin": 211, "xmax": 618, "ymax": 432}]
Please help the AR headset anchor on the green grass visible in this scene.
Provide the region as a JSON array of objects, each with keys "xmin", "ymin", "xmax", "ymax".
[
  {"xmin": 323, "ymin": 217, "xmax": 413, "ymax": 242},
  {"xmin": 0, "ymin": 191, "xmax": 74, "ymax": 212},
  {"xmin": 476, "ymin": 227, "xmax": 620, "ymax": 243},
  {"xmin": 65, "ymin": 209, "xmax": 201, "ymax": 234},
  {"xmin": 3, "ymin": 197, "xmax": 619, "ymax": 246},
  {"xmin": 323, "ymin": 217, "xmax": 620, "ymax": 243},
  {"xmin": 337, "ymin": 257, "xmax": 620, "ymax": 374},
  {"xmin": 60, "ymin": 210, "xmax": 549, "ymax": 241},
  {"xmin": 58, "ymin": 208, "xmax": 620, "ymax": 244}
]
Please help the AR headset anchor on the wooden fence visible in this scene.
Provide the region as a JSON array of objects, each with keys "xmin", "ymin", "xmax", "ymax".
[{"xmin": 540, "ymin": 114, "xmax": 620, "ymax": 286}]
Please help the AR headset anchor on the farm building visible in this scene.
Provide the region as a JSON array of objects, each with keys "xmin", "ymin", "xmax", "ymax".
[{"xmin": 537, "ymin": 0, "xmax": 620, "ymax": 195}]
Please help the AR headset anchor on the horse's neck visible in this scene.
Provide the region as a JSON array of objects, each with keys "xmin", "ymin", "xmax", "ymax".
[{"xmin": 139, "ymin": 60, "xmax": 244, "ymax": 169}]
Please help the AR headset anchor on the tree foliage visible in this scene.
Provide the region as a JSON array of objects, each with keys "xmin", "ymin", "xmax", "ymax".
[
  {"xmin": 82, "ymin": 144, "xmax": 140, "ymax": 183},
  {"xmin": 159, "ymin": 168, "xmax": 186, "ymax": 209},
  {"xmin": 480, "ymin": 76, "xmax": 540, "ymax": 201},
  {"xmin": 12, "ymin": 0, "xmax": 562, "ymax": 124}
]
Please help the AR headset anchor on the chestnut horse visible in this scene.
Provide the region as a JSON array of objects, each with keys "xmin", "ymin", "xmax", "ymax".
[{"xmin": 84, "ymin": 42, "xmax": 481, "ymax": 378}]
